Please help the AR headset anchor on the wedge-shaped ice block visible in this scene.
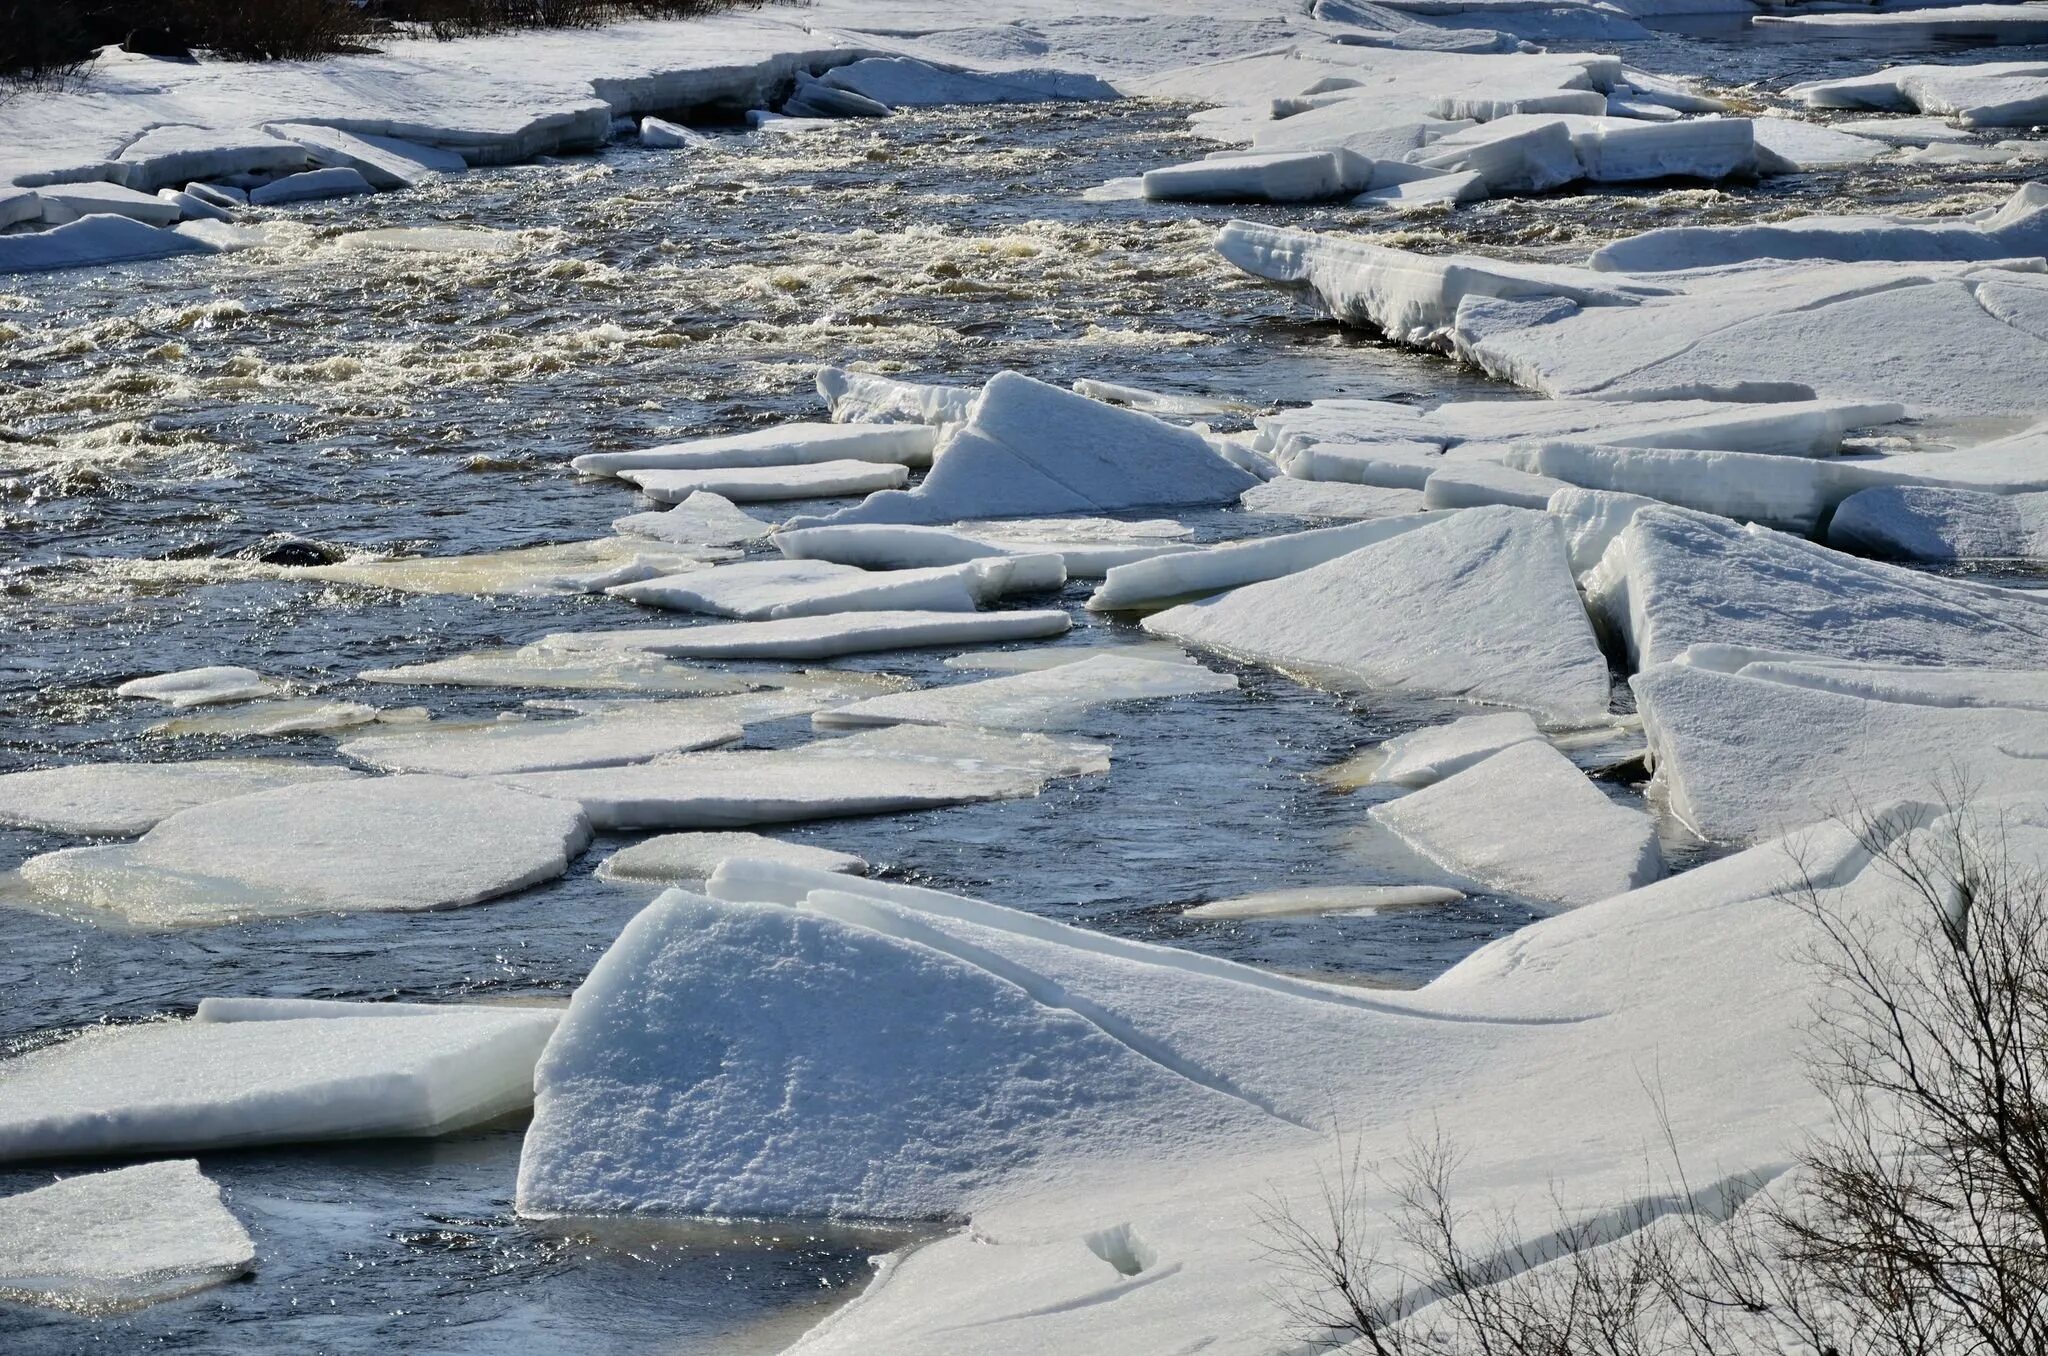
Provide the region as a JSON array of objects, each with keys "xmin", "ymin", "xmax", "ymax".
[
  {"xmin": 813, "ymin": 654, "xmax": 1236, "ymax": 732},
  {"xmin": 1371, "ymin": 740, "xmax": 1662, "ymax": 906},
  {"xmin": 1146, "ymin": 506, "xmax": 1611, "ymax": 723},
  {"xmin": 494, "ymin": 725, "xmax": 1107, "ymax": 831},
  {"xmin": 270, "ymin": 122, "xmax": 465, "ymax": 189},
  {"xmin": 535, "ymin": 609, "xmax": 1072, "ymax": 661},
  {"xmin": 1141, "ymin": 149, "xmax": 1365, "ymax": 203},
  {"xmin": 0, "ymin": 1002, "xmax": 559, "ymax": 1161},
  {"xmin": 1087, "ymin": 514, "xmax": 1434, "ymax": 612},
  {"xmin": 596, "ymin": 831, "xmax": 866, "ymax": 884},
  {"xmin": 0, "ymin": 759, "xmax": 361, "ymax": 836},
  {"xmin": 17, "ymin": 775, "xmax": 591, "ymax": 925},
  {"xmin": 798, "ymin": 372, "xmax": 1257, "ymax": 527},
  {"xmin": 0, "ymin": 1161, "xmax": 254, "ymax": 1312},
  {"xmin": 572, "ymin": 422, "xmax": 937, "ymax": 477},
  {"xmin": 1371, "ymin": 711, "xmax": 1544, "ymax": 788}
]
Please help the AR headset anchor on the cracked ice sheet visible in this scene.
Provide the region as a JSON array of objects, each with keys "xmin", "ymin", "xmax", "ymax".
[
  {"xmin": 493, "ymin": 724, "xmax": 1107, "ymax": 831},
  {"xmin": 0, "ymin": 1161, "xmax": 254, "ymax": 1313},
  {"xmin": 0, "ymin": 1002, "xmax": 559, "ymax": 1161}
]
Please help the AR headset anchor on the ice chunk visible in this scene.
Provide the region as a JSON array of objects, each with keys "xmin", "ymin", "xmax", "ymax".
[
  {"xmin": 1371, "ymin": 740, "xmax": 1662, "ymax": 906},
  {"xmin": 116, "ymin": 665, "xmax": 289, "ymax": 708},
  {"xmin": 1586, "ymin": 506, "xmax": 2048, "ymax": 669},
  {"xmin": 295, "ymin": 536, "xmax": 719, "ymax": 596},
  {"xmin": 1088, "ymin": 515, "xmax": 1435, "ymax": 612},
  {"xmin": 818, "ymin": 57, "xmax": 1117, "ymax": 109},
  {"xmin": 0, "ymin": 1161, "xmax": 253, "ymax": 1312},
  {"xmin": 1351, "ymin": 167, "xmax": 1487, "ymax": 210},
  {"xmin": 1548, "ymin": 485, "xmax": 1659, "ymax": 575},
  {"xmin": 622, "ymin": 459, "xmax": 910, "ymax": 504},
  {"xmin": 772, "ymin": 522, "xmax": 1188, "ymax": 579},
  {"xmin": 596, "ymin": 831, "xmax": 866, "ymax": 884},
  {"xmin": 1751, "ymin": 118, "xmax": 1887, "ymax": 173},
  {"xmin": 0, "ymin": 759, "xmax": 359, "ymax": 837},
  {"xmin": 148, "ymin": 699, "xmax": 400, "ymax": 738},
  {"xmin": 497, "ymin": 724, "xmax": 1106, "ymax": 831},
  {"xmin": 812, "ymin": 654, "xmax": 1235, "ymax": 732},
  {"xmin": 269, "ymin": 123, "xmax": 466, "ymax": 189},
  {"xmin": 572, "ymin": 422, "xmax": 937, "ymax": 477},
  {"xmin": 537, "ymin": 609, "xmax": 1072, "ymax": 661},
  {"xmin": 17, "ymin": 776, "xmax": 590, "ymax": 924},
  {"xmin": 638, "ymin": 116, "xmax": 711, "ymax": 149},
  {"xmin": 0, "ymin": 215, "xmax": 215, "ymax": 274},
  {"xmin": 815, "ymin": 366, "xmax": 979, "ymax": 425},
  {"xmin": 1760, "ymin": 6, "xmax": 2048, "ymax": 45},
  {"xmin": 0, "ymin": 1003, "xmax": 559, "ymax": 1160},
  {"xmin": 1694, "ymin": 652, "xmax": 2048, "ymax": 712},
  {"xmin": 1142, "ymin": 149, "xmax": 1367, "ymax": 204},
  {"xmin": 795, "ymin": 372, "xmax": 1257, "ymax": 527},
  {"xmin": 157, "ymin": 187, "xmax": 230, "ymax": 222},
  {"xmin": 612, "ymin": 491, "xmax": 773, "ymax": 548},
  {"xmin": 1422, "ymin": 461, "xmax": 1569, "ymax": 511},
  {"xmin": 35, "ymin": 180, "xmax": 183, "ymax": 226},
  {"xmin": 608, "ymin": 555, "xmax": 1060, "ymax": 619},
  {"xmin": 1371, "ymin": 711, "xmax": 1544, "ymax": 788},
  {"xmin": 1409, "ymin": 118, "xmax": 1583, "ymax": 193},
  {"xmin": 1240, "ymin": 478, "xmax": 1428, "ymax": 518},
  {"xmin": 942, "ymin": 642, "xmax": 1195, "ymax": 673},
  {"xmin": 185, "ymin": 182, "xmax": 247, "ymax": 209},
  {"xmin": 1829, "ymin": 484, "xmax": 2048, "ymax": 562},
  {"xmin": 1184, "ymin": 884, "xmax": 1463, "ymax": 919},
  {"xmin": 360, "ymin": 645, "xmax": 752, "ymax": 693},
  {"xmin": 1445, "ymin": 114, "xmax": 1757, "ymax": 184},
  {"xmin": 1633, "ymin": 659, "xmax": 2048, "ymax": 842},
  {"xmin": 248, "ymin": 167, "xmax": 375, "ymax": 206},
  {"xmin": 1147, "ymin": 507, "xmax": 1611, "ymax": 723},
  {"xmin": 336, "ymin": 702, "xmax": 748, "ymax": 775}
]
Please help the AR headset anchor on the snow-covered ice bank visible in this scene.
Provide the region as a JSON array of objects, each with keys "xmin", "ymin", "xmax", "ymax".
[
  {"xmin": 17, "ymin": 775, "xmax": 592, "ymax": 925},
  {"xmin": 0, "ymin": 759, "xmax": 360, "ymax": 836},
  {"xmin": 1146, "ymin": 506, "xmax": 1611, "ymax": 723},
  {"xmin": 494, "ymin": 725, "xmax": 1108, "ymax": 831},
  {"xmin": 812, "ymin": 654, "xmax": 1236, "ymax": 732},
  {"xmin": 0, "ymin": 1161, "xmax": 255, "ymax": 1313},
  {"xmin": 537, "ymin": 608, "xmax": 1073, "ymax": 661},
  {"xmin": 0, "ymin": 1001, "xmax": 559, "ymax": 1161}
]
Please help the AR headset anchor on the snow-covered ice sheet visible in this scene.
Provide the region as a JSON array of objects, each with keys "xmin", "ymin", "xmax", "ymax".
[
  {"xmin": 1146, "ymin": 506, "xmax": 1611, "ymax": 722},
  {"xmin": 0, "ymin": 759, "xmax": 360, "ymax": 836},
  {"xmin": 812, "ymin": 654, "xmax": 1236, "ymax": 731},
  {"xmin": 595, "ymin": 831, "xmax": 867, "ymax": 884},
  {"xmin": 818, "ymin": 56, "xmax": 1116, "ymax": 108},
  {"xmin": 622, "ymin": 459, "xmax": 911, "ymax": 504},
  {"xmin": 0, "ymin": 1161, "xmax": 254, "ymax": 1313},
  {"xmin": 1422, "ymin": 460, "xmax": 1570, "ymax": 511},
  {"xmin": 1371, "ymin": 710, "xmax": 1544, "ymax": 788},
  {"xmin": 536, "ymin": 608, "xmax": 1072, "ymax": 661},
  {"xmin": 792, "ymin": 372, "xmax": 1257, "ymax": 527},
  {"xmin": 1760, "ymin": 6, "xmax": 2048, "ymax": 45},
  {"xmin": 0, "ymin": 215, "xmax": 215, "ymax": 274},
  {"xmin": 1087, "ymin": 514, "xmax": 1435, "ymax": 611},
  {"xmin": 495, "ymin": 724, "xmax": 1107, "ymax": 830},
  {"xmin": 1142, "ymin": 148, "xmax": 1365, "ymax": 203},
  {"xmin": 1828, "ymin": 484, "xmax": 2048, "ymax": 562},
  {"xmin": 0, "ymin": 1003, "xmax": 559, "ymax": 1160},
  {"xmin": 1370, "ymin": 739, "xmax": 1662, "ymax": 906},
  {"xmin": 17, "ymin": 775, "xmax": 591, "ymax": 925},
  {"xmin": 572, "ymin": 422, "xmax": 937, "ymax": 477}
]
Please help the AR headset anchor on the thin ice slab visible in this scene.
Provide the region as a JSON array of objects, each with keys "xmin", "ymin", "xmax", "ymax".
[
  {"xmin": 613, "ymin": 491, "xmax": 773, "ymax": 549},
  {"xmin": 1371, "ymin": 711, "xmax": 1545, "ymax": 788},
  {"xmin": 0, "ymin": 759, "xmax": 361, "ymax": 836},
  {"xmin": 116, "ymin": 666, "xmax": 289, "ymax": 708},
  {"xmin": 360, "ymin": 646, "xmax": 754, "ymax": 694},
  {"xmin": 596, "ymin": 831, "xmax": 867, "ymax": 884},
  {"xmin": 336, "ymin": 703, "xmax": 747, "ymax": 775},
  {"xmin": 622, "ymin": 460, "xmax": 909, "ymax": 504},
  {"xmin": 813, "ymin": 654, "xmax": 1236, "ymax": 732},
  {"xmin": 296, "ymin": 537, "xmax": 719, "ymax": 596},
  {"xmin": 535, "ymin": 609, "xmax": 1072, "ymax": 662},
  {"xmin": 1184, "ymin": 884, "xmax": 1463, "ymax": 919},
  {"xmin": 606, "ymin": 557, "xmax": 1060, "ymax": 620},
  {"xmin": 1088, "ymin": 515, "xmax": 1435, "ymax": 612},
  {"xmin": 573, "ymin": 422, "xmax": 936, "ymax": 477}
]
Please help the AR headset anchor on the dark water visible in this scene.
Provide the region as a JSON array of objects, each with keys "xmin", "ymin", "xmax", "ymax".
[{"xmin": 1, "ymin": 25, "xmax": 2039, "ymax": 1347}]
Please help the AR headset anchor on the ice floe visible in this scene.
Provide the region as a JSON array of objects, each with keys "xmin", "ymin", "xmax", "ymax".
[
  {"xmin": 536, "ymin": 609, "xmax": 1073, "ymax": 661},
  {"xmin": 812, "ymin": 654, "xmax": 1236, "ymax": 732},
  {"xmin": 1239, "ymin": 478, "xmax": 1428, "ymax": 518},
  {"xmin": 1182, "ymin": 884, "xmax": 1464, "ymax": 918},
  {"xmin": 1141, "ymin": 148, "xmax": 1368, "ymax": 203},
  {"xmin": 360, "ymin": 645, "xmax": 752, "ymax": 694},
  {"xmin": 1147, "ymin": 506, "xmax": 1611, "ymax": 722},
  {"xmin": 494, "ymin": 725, "xmax": 1107, "ymax": 831},
  {"xmin": 296, "ymin": 536, "xmax": 723, "ymax": 596},
  {"xmin": 638, "ymin": 115, "xmax": 711, "ymax": 149},
  {"xmin": 791, "ymin": 372, "xmax": 1257, "ymax": 527},
  {"xmin": 571, "ymin": 422, "xmax": 937, "ymax": 478},
  {"xmin": 17, "ymin": 775, "xmax": 590, "ymax": 924},
  {"xmin": 1370, "ymin": 739, "xmax": 1663, "ymax": 906},
  {"xmin": 595, "ymin": 831, "xmax": 867, "ymax": 884},
  {"xmin": 0, "ymin": 215, "xmax": 216, "ymax": 274},
  {"xmin": 1088, "ymin": 514, "xmax": 1434, "ymax": 612},
  {"xmin": 0, "ymin": 1161, "xmax": 254, "ymax": 1312},
  {"xmin": 772, "ymin": 522, "xmax": 1190, "ymax": 579},
  {"xmin": 116, "ymin": 665, "xmax": 290, "ymax": 708},
  {"xmin": 1370, "ymin": 710, "xmax": 1544, "ymax": 788},
  {"xmin": 815, "ymin": 366, "xmax": 979, "ymax": 425},
  {"xmin": 608, "ymin": 555, "xmax": 1062, "ymax": 618},
  {"xmin": 247, "ymin": 167, "xmax": 374, "ymax": 206},
  {"xmin": 622, "ymin": 459, "xmax": 910, "ymax": 504},
  {"xmin": 335, "ymin": 702, "xmax": 747, "ymax": 775},
  {"xmin": 1791, "ymin": 61, "xmax": 2048, "ymax": 129},
  {"xmin": 1828, "ymin": 485, "xmax": 2048, "ymax": 562},
  {"xmin": 0, "ymin": 759, "xmax": 360, "ymax": 837},
  {"xmin": 148, "ymin": 699, "xmax": 409, "ymax": 739},
  {"xmin": 816, "ymin": 57, "xmax": 1116, "ymax": 109},
  {"xmin": 612, "ymin": 491, "xmax": 773, "ymax": 548},
  {"xmin": 0, "ymin": 1001, "xmax": 559, "ymax": 1159}
]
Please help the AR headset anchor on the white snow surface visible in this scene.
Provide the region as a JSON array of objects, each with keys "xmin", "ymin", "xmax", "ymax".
[
  {"xmin": 0, "ymin": 1161, "xmax": 254, "ymax": 1312},
  {"xmin": 0, "ymin": 759, "xmax": 361, "ymax": 836}
]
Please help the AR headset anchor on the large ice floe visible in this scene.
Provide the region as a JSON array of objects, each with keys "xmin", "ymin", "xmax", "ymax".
[
  {"xmin": 1145, "ymin": 506, "xmax": 1612, "ymax": 723},
  {"xmin": 0, "ymin": 759, "xmax": 361, "ymax": 836},
  {"xmin": 811, "ymin": 654, "xmax": 1237, "ymax": 732},
  {"xmin": 0, "ymin": 1000, "xmax": 559, "ymax": 1160},
  {"xmin": 0, "ymin": 1160, "xmax": 255, "ymax": 1312},
  {"xmin": 15, "ymin": 776, "xmax": 591, "ymax": 925},
  {"xmin": 494, "ymin": 725, "xmax": 1107, "ymax": 831},
  {"xmin": 787, "ymin": 372, "xmax": 1258, "ymax": 527},
  {"xmin": 536, "ymin": 608, "xmax": 1073, "ymax": 661}
]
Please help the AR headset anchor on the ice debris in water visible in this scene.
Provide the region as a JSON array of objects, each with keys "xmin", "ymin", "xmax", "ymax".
[
  {"xmin": 0, "ymin": 759, "xmax": 361, "ymax": 836},
  {"xmin": 607, "ymin": 555, "xmax": 1063, "ymax": 620},
  {"xmin": 359, "ymin": 646, "xmax": 756, "ymax": 694},
  {"xmin": 1370, "ymin": 711, "xmax": 1545, "ymax": 789},
  {"xmin": 1183, "ymin": 884, "xmax": 1464, "ymax": 919},
  {"xmin": 115, "ymin": 665, "xmax": 290, "ymax": 708},
  {"xmin": 571, "ymin": 422, "xmax": 937, "ymax": 477},
  {"xmin": 536, "ymin": 608, "xmax": 1073, "ymax": 661},
  {"xmin": 621, "ymin": 460, "xmax": 910, "ymax": 504},
  {"xmin": 0, "ymin": 1161, "xmax": 254, "ymax": 1313},
  {"xmin": 595, "ymin": 831, "xmax": 868, "ymax": 885},
  {"xmin": 812, "ymin": 653, "xmax": 1236, "ymax": 732},
  {"xmin": 612, "ymin": 491, "xmax": 774, "ymax": 548},
  {"xmin": 295, "ymin": 537, "xmax": 728, "ymax": 596}
]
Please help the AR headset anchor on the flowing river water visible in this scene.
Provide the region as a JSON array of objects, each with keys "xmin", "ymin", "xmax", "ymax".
[{"xmin": 2, "ymin": 22, "xmax": 2045, "ymax": 1354}]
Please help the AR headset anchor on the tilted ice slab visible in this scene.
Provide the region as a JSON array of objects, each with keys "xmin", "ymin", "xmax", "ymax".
[
  {"xmin": 1829, "ymin": 485, "xmax": 2048, "ymax": 562},
  {"xmin": 1589, "ymin": 183, "xmax": 2048, "ymax": 272},
  {"xmin": 606, "ymin": 555, "xmax": 1063, "ymax": 620},
  {"xmin": 1758, "ymin": 4, "xmax": 2048, "ymax": 43},
  {"xmin": 1370, "ymin": 740, "xmax": 1662, "ymax": 906},
  {"xmin": 18, "ymin": 775, "xmax": 590, "ymax": 925},
  {"xmin": 1791, "ymin": 61, "xmax": 2048, "ymax": 127},
  {"xmin": 812, "ymin": 654, "xmax": 1236, "ymax": 732},
  {"xmin": 772, "ymin": 522, "xmax": 1192, "ymax": 579},
  {"xmin": 495, "ymin": 725, "xmax": 1107, "ymax": 831},
  {"xmin": 116, "ymin": 665, "xmax": 291, "ymax": 708},
  {"xmin": 1370, "ymin": 710, "xmax": 1544, "ymax": 788},
  {"xmin": 1586, "ymin": 506, "xmax": 2048, "ymax": 670},
  {"xmin": 0, "ymin": 1002, "xmax": 559, "ymax": 1161},
  {"xmin": 267, "ymin": 122, "xmax": 465, "ymax": 189},
  {"xmin": 1634, "ymin": 658, "xmax": 2048, "ymax": 843},
  {"xmin": 1422, "ymin": 460, "xmax": 1569, "ymax": 511},
  {"xmin": 571, "ymin": 422, "xmax": 937, "ymax": 477},
  {"xmin": 793, "ymin": 372, "xmax": 1257, "ymax": 527},
  {"xmin": 817, "ymin": 57, "xmax": 1117, "ymax": 109},
  {"xmin": 1141, "ymin": 148, "xmax": 1368, "ymax": 204},
  {"xmin": 1146, "ymin": 507, "xmax": 1611, "ymax": 723},
  {"xmin": 1240, "ymin": 477, "xmax": 1428, "ymax": 518},
  {"xmin": 360, "ymin": 644, "xmax": 753, "ymax": 694},
  {"xmin": 535, "ymin": 608, "xmax": 1072, "ymax": 661},
  {"xmin": 596, "ymin": 831, "xmax": 867, "ymax": 884},
  {"xmin": 0, "ymin": 214, "xmax": 216, "ymax": 274},
  {"xmin": 1087, "ymin": 513, "xmax": 1435, "ymax": 612},
  {"xmin": 297, "ymin": 536, "xmax": 722, "ymax": 596},
  {"xmin": 942, "ymin": 642, "xmax": 1196, "ymax": 673},
  {"xmin": 814, "ymin": 366, "xmax": 978, "ymax": 425},
  {"xmin": 612, "ymin": 491, "xmax": 773, "ymax": 548},
  {"xmin": 1750, "ymin": 117, "xmax": 1888, "ymax": 173},
  {"xmin": 249, "ymin": 167, "xmax": 375, "ymax": 206},
  {"xmin": 0, "ymin": 759, "xmax": 360, "ymax": 836},
  {"xmin": 0, "ymin": 1161, "xmax": 254, "ymax": 1313},
  {"xmin": 622, "ymin": 459, "xmax": 911, "ymax": 504},
  {"xmin": 336, "ymin": 702, "xmax": 747, "ymax": 775},
  {"xmin": 1412, "ymin": 113, "xmax": 1756, "ymax": 189}
]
